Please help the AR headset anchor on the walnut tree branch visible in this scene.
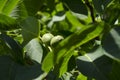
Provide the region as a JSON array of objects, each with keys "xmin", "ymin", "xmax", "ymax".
[{"xmin": 84, "ymin": 0, "xmax": 95, "ymax": 23}]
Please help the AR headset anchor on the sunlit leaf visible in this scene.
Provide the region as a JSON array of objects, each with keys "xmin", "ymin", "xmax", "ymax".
[
  {"xmin": 0, "ymin": 0, "xmax": 7, "ymax": 12},
  {"xmin": 25, "ymin": 38, "xmax": 43, "ymax": 63},
  {"xmin": 2, "ymin": 0, "xmax": 20, "ymax": 16},
  {"xmin": 10, "ymin": 2, "xmax": 28, "ymax": 20},
  {"xmin": 42, "ymin": 51, "xmax": 54, "ymax": 72},
  {"xmin": 77, "ymin": 73, "xmax": 87, "ymax": 80},
  {"xmin": 48, "ymin": 13, "xmax": 66, "ymax": 28},
  {"xmin": 66, "ymin": 11, "xmax": 84, "ymax": 31},
  {"xmin": 54, "ymin": 50, "xmax": 74, "ymax": 77}
]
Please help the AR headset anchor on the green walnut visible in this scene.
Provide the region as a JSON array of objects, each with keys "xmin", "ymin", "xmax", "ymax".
[
  {"xmin": 41, "ymin": 33, "xmax": 54, "ymax": 43},
  {"xmin": 50, "ymin": 35, "xmax": 64, "ymax": 46}
]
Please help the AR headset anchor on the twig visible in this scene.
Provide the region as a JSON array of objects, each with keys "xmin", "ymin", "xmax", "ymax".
[{"xmin": 84, "ymin": 0, "xmax": 95, "ymax": 23}]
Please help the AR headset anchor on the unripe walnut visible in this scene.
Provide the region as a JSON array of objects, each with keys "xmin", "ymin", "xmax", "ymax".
[
  {"xmin": 41, "ymin": 33, "xmax": 54, "ymax": 43},
  {"xmin": 50, "ymin": 35, "xmax": 64, "ymax": 46}
]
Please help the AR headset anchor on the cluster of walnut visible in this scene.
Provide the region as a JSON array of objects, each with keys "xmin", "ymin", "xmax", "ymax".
[{"xmin": 41, "ymin": 33, "xmax": 64, "ymax": 46}]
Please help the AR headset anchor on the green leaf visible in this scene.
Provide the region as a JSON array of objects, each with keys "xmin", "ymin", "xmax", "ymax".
[
  {"xmin": 76, "ymin": 46, "xmax": 113, "ymax": 80},
  {"xmin": 20, "ymin": 17, "xmax": 40, "ymax": 46},
  {"xmin": 66, "ymin": 11, "xmax": 85, "ymax": 31},
  {"xmin": 42, "ymin": 51, "xmax": 54, "ymax": 72},
  {"xmin": 2, "ymin": 0, "xmax": 20, "ymax": 15},
  {"xmin": 0, "ymin": 0, "xmax": 7, "ymax": 12},
  {"xmin": 102, "ymin": 27, "xmax": 120, "ymax": 61},
  {"xmin": 54, "ymin": 50, "xmax": 74, "ymax": 77},
  {"xmin": 25, "ymin": 38, "xmax": 43, "ymax": 63},
  {"xmin": 0, "ymin": 34, "xmax": 24, "ymax": 64},
  {"xmin": 10, "ymin": 2, "xmax": 28, "ymax": 20},
  {"xmin": 0, "ymin": 0, "xmax": 27, "ymax": 22},
  {"xmin": 48, "ymin": 12, "xmax": 66, "ymax": 28},
  {"xmin": 0, "ymin": 14, "xmax": 16, "ymax": 26},
  {"xmin": 77, "ymin": 74, "xmax": 87, "ymax": 80}
]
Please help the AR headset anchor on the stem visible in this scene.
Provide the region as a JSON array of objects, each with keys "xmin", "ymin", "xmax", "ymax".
[{"xmin": 84, "ymin": 0, "xmax": 95, "ymax": 23}]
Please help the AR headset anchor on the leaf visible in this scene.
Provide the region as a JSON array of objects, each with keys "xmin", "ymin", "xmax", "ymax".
[
  {"xmin": 10, "ymin": 2, "xmax": 28, "ymax": 20},
  {"xmin": 0, "ymin": 0, "xmax": 43, "ymax": 20},
  {"xmin": 25, "ymin": 38, "xmax": 43, "ymax": 64},
  {"xmin": 15, "ymin": 63, "xmax": 43, "ymax": 80},
  {"xmin": 2, "ymin": 0, "xmax": 20, "ymax": 16},
  {"xmin": 0, "ymin": 0, "xmax": 28, "ymax": 21},
  {"xmin": 48, "ymin": 13, "xmax": 66, "ymax": 28},
  {"xmin": 66, "ymin": 11, "xmax": 85, "ymax": 31},
  {"xmin": 0, "ymin": 14, "xmax": 16, "ymax": 26},
  {"xmin": 93, "ymin": 0, "xmax": 112, "ymax": 13},
  {"xmin": 0, "ymin": 34, "xmax": 24, "ymax": 64},
  {"xmin": 54, "ymin": 50, "xmax": 74, "ymax": 77},
  {"xmin": 20, "ymin": 17, "xmax": 40, "ymax": 46},
  {"xmin": 76, "ymin": 46, "xmax": 113, "ymax": 80},
  {"xmin": 77, "ymin": 74, "xmax": 87, "ymax": 80},
  {"xmin": 0, "ymin": 0, "xmax": 7, "ymax": 12},
  {"xmin": 0, "ymin": 56, "xmax": 13, "ymax": 80},
  {"xmin": 42, "ymin": 52, "xmax": 54, "ymax": 72},
  {"xmin": 102, "ymin": 27, "xmax": 120, "ymax": 61},
  {"xmin": 0, "ymin": 56, "xmax": 43, "ymax": 80}
]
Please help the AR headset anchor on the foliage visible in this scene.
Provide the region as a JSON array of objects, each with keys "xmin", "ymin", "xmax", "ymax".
[{"xmin": 0, "ymin": 0, "xmax": 120, "ymax": 80}]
